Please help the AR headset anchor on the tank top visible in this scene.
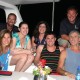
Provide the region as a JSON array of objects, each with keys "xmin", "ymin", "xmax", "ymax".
[
  {"xmin": 0, "ymin": 49, "xmax": 10, "ymax": 71},
  {"xmin": 12, "ymin": 33, "xmax": 30, "ymax": 49},
  {"xmin": 65, "ymin": 48, "xmax": 80, "ymax": 75},
  {"xmin": 41, "ymin": 45, "xmax": 60, "ymax": 73},
  {"xmin": 34, "ymin": 37, "xmax": 46, "ymax": 47}
]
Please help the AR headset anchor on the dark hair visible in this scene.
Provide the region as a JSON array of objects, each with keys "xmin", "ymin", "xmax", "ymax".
[
  {"xmin": 8, "ymin": 13, "xmax": 17, "ymax": 19},
  {"xmin": 19, "ymin": 21, "xmax": 28, "ymax": 28},
  {"xmin": 33, "ymin": 21, "xmax": 50, "ymax": 38},
  {"xmin": 67, "ymin": 6, "xmax": 78, "ymax": 13},
  {"xmin": 45, "ymin": 31, "xmax": 56, "ymax": 38}
]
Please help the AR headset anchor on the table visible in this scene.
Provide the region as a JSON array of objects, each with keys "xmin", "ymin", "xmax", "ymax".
[{"xmin": 0, "ymin": 71, "xmax": 75, "ymax": 80}]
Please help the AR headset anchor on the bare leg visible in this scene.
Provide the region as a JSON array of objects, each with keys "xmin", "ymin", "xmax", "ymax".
[
  {"xmin": 10, "ymin": 54, "xmax": 27, "ymax": 72},
  {"xmin": 20, "ymin": 54, "xmax": 34, "ymax": 72}
]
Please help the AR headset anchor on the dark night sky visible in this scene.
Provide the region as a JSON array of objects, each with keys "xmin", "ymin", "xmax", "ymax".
[
  {"xmin": 19, "ymin": 3, "xmax": 53, "ymax": 37},
  {"xmin": 18, "ymin": 0, "xmax": 80, "ymax": 37},
  {"xmin": 54, "ymin": 0, "xmax": 80, "ymax": 37},
  {"xmin": 0, "ymin": 0, "xmax": 80, "ymax": 37}
]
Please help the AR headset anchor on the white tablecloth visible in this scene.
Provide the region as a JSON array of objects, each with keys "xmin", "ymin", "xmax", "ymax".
[{"xmin": 0, "ymin": 71, "xmax": 75, "ymax": 80}]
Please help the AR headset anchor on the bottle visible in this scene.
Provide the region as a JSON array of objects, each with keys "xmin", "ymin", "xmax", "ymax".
[
  {"xmin": 39, "ymin": 74, "xmax": 47, "ymax": 80},
  {"xmin": 33, "ymin": 74, "xmax": 47, "ymax": 80},
  {"xmin": 76, "ymin": 66, "xmax": 80, "ymax": 80}
]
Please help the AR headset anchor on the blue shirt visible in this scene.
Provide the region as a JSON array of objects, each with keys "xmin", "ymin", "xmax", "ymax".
[
  {"xmin": 0, "ymin": 49, "xmax": 10, "ymax": 71},
  {"xmin": 64, "ymin": 48, "xmax": 80, "ymax": 75},
  {"xmin": 12, "ymin": 33, "xmax": 30, "ymax": 49}
]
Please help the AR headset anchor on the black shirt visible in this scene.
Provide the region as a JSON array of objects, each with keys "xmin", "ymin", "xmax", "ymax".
[
  {"xmin": 0, "ymin": 23, "xmax": 19, "ymax": 33},
  {"xmin": 60, "ymin": 18, "xmax": 80, "ymax": 36}
]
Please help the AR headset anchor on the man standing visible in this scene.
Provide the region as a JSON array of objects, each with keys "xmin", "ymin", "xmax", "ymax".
[{"xmin": 0, "ymin": 13, "xmax": 19, "ymax": 33}]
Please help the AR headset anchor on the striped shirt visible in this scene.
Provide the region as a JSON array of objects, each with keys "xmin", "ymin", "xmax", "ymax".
[{"xmin": 41, "ymin": 45, "xmax": 60, "ymax": 73}]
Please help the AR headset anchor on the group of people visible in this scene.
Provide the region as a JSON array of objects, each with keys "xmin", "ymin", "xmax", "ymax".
[
  {"xmin": 57, "ymin": 6, "xmax": 80, "ymax": 79},
  {"xmin": 0, "ymin": 6, "xmax": 80, "ymax": 79},
  {"xmin": 0, "ymin": 22, "xmax": 34, "ymax": 72}
]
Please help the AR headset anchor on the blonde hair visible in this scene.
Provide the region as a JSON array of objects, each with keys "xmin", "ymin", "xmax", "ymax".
[{"xmin": 69, "ymin": 30, "xmax": 80, "ymax": 37}]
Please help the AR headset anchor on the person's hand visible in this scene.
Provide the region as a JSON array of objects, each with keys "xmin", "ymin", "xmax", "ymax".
[
  {"xmin": 65, "ymin": 72, "xmax": 76, "ymax": 79},
  {"xmin": 10, "ymin": 48, "xmax": 22, "ymax": 55},
  {"xmin": 27, "ymin": 49, "xmax": 33, "ymax": 54},
  {"xmin": 37, "ymin": 59, "xmax": 46, "ymax": 67},
  {"xmin": 30, "ymin": 46, "xmax": 36, "ymax": 53},
  {"xmin": 37, "ymin": 61, "xmax": 42, "ymax": 67}
]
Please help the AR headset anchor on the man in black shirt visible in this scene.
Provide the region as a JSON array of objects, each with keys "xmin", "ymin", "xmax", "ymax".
[
  {"xmin": 0, "ymin": 13, "xmax": 19, "ymax": 33},
  {"xmin": 60, "ymin": 6, "xmax": 80, "ymax": 40}
]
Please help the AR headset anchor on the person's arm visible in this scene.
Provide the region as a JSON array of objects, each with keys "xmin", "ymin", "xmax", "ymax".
[
  {"xmin": 57, "ymin": 50, "xmax": 75, "ymax": 79},
  {"xmin": 26, "ymin": 39, "xmax": 32, "ymax": 50},
  {"xmin": 31, "ymin": 36, "xmax": 37, "ymax": 47},
  {"xmin": 31, "ymin": 36, "xmax": 37, "ymax": 53},
  {"xmin": 59, "ymin": 46, "xmax": 64, "ymax": 52},
  {"xmin": 60, "ymin": 19, "xmax": 69, "ymax": 40},
  {"xmin": 10, "ymin": 38, "xmax": 32, "ymax": 55},
  {"xmin": 34, "ymin": 45, "xmax": 44, "ymax": 66},
  {"xmin": 61, "ymin": 34, "xmax": 69, "ymax": 40},
  {"xmin": 57, "ymin": 50, "xmax": 67, "ymax": 75}
]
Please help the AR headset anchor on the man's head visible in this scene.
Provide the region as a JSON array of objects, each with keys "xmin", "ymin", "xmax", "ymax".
[
  {"xmin": 7, "ymin": 13, "xmax": 17, "ymax": 27},
  {"xmin": 45, "ymin": 31, "xmax": 56, "ymax": 46},
  {"xmin": 58, "ymin": 38, "xmax": 69, "ymax": 48},
  {"xmin": 69, "ymin": 30, "xmax": 80, "ymax": 46},
  {"xmin": 67, "ymin": 6, "xmax": 78, "ymax": 24}
]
